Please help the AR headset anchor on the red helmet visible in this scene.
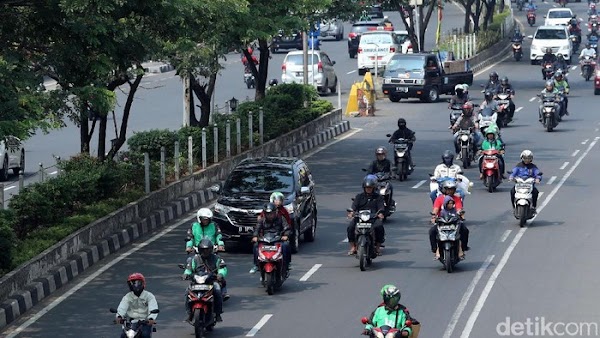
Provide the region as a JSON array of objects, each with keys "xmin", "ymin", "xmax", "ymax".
[
  {"xmin": 462, "ymin": 101, "xmax": 474, "ymax": 114},
  {"xmin": 127, "ymin": 273, "xmax": 146, "ymax": 295}
]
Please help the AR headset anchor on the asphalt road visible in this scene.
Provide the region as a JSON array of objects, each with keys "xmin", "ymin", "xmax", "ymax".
[
  {"xmin": 5, "ymin": 3, "xmax": 600, "ymax": 338},
  {"xmin": 4, "ymin": 6, "xmax": 464, "ymax": 205}
]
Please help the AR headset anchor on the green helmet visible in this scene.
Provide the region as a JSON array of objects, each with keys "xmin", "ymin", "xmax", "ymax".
[
  {"xmin": 269, "ymin": 192, "xmax": 285, "ymax": 203},
  {"xmin": 485, "ymin": 124, "xmax": 498, "ymax": 136},
  {"xmin": 380, "ymin": 285, "xmax": 401, "ymax": 309}
]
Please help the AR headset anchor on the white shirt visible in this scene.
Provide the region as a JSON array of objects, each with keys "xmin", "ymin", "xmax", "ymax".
[
  {"xmin": 579, "ymin": 48, "xmax": 597, "ymax": 58},
  {"xmin": 433, "ymin": 163, "xmax": 463, "ymax": 179},
  {"xmin": 116, "ymin": 290, "xmax": 159, "ymax": 321}
]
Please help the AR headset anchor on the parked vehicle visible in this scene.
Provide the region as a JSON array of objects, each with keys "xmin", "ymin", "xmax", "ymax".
[
  {"xmin": 0, "ymin": 136, "xmax": 25, "ymax": 181},
  {"xmin": 281, "ymin": 50, "xmax": 338, "ymax": 94},
  {"xmin": 348, "ymin": 21, "xmax": 385, "ymax": 58}
]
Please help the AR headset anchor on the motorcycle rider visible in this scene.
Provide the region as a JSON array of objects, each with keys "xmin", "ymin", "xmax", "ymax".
[
  {"xmin": 483, "ymin": 71, "xmax": 500, "ymax": 93},
  {"xmin": 347, "ymin": 176, "xmax": 385, "ymax": 256},
  {"xmin": 250, "ymin": 203, "xmax": 292, "ymax": 274},
  {"xmin": 541, "ymin": 48, "xmax": 557, "ymax": 79},
  {"xmin": 449, "ymin": 84, "xmax": 470, "ymax": 107},
  {"xmin": 258, "ymin": 192, "xmax": 292, "ymax": 227},
  {"xmin": 242, "ymin": 47, "xmax": 258, "ymax": 69},
  {"xmin": 430, "ymin": 181, "xmax": 470, "ymax": 256},
  {"xmin": 478, "ymin": 125, "xmax": 506, "ymax": 180},
  {"xmin": 526, "ymin": 0, "xmax": 537, "ymax": 11},
  {"xmin": 450, "ymin": 101, "xmax": 481, "ymax": 156},
  {"xmin": 512, "ymin": 27, "xmax": 524, "ymax": 42},
  {"xmin": 508, "ymin": 150, "xmax": 542, "ymax": 215},
  {"xmin": 480, "ymin": 90, "xmax": 499, "ymax": 115},
  {"xmin": 430, "ymin": 150, "xmax": 465, "ymax": 202},
  {"xmin": 498, "ymin": 76, "xmax": 516, "ymax": 121},
  {"xmin": 115, "ymin": 273, "xmax": 159, "ymax": 338},
  {"xmin": 362, "ymin": 285, "xmax": 414, "ymax": 337},
  {"xmin": 388, "ymin": 118, "xmax": 416, "ymax": 170},
  {"xmin": 580, "ymin": 43, "xmax": 597, "ymax": 59},
  {"xmin": 368, "ymin": 147, "xmax": 395, "ymax": 209},
  {"xmin": 182, "ymin": 239, "xmax": 226, "ymax": 323},
  {"xmin": 553, "ymin": 54, "xmax": 569, "ymax": 75},
  {"xmin": 553, "ymin": 70, "xmax": 570, "ymax": 117},
  {"xmin": 589, "ymin": 3, "xmax": 598, "ymax": 16},
  {"xmin": 538, "ymin": 80, "xmax": 562, "ymax": 122}
]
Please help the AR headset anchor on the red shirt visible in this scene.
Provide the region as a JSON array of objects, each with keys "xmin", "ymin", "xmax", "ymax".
[{"xmin": 433, "ymin": 195, "xmax": 463, "ymax": 215}]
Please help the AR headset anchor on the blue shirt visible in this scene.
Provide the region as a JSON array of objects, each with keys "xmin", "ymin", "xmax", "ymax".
[{"xmin": 509, "ymin": 162, "xmax": 542, "ymax": 182}]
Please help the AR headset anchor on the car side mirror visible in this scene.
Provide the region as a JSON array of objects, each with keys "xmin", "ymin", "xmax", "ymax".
[
  {"xmin": 209, "ymin": 184, "xmax": 221, "ymax": 193},
  {"xmin": 300, "ymin": 186, "xmax": 310, "ymax": 195},
  {"xmin": 543, "ymin": 15, "xmax": 547, "ymax": 18},
  {"xmin": 361, "ymin": 168, "xmax": 367, "ymax": 172}
]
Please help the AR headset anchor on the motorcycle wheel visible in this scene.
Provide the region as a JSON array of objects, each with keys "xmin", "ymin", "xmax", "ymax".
[
  {"xmin": 486, "ymin": 176, "xmax": 494, "ymax": 193},
  {"xmin": 397, "ymin": 165, "xmax": 406, "ymax": 182},
  {"xmin": 461, "ymin": 148, "xmax": 469, "ymax": 169},
  {"xmin": 515, "ymin": 53, "xmax": 522, "ymax": 61},
  {"xmin": 194, "ymin": 309, "xmax": 205, "ymax": 338},
  {"xmin": 517, "ymin": 205, "xmax": 528, "ymax": 227},
  {"xmin": 265, "ymin": 272, "xmax": 275, "ymax": 295},
  {"xmin": 546, "ymin": 119, "xmax": 554, "ymax": 132},
  {"xmin": 358, "ymin": 245, "xmax": 367, "ymax": 271},
  {"xmin": 585, "ymin": 69, "xmax": 591, "ymax": 81},
  {"xmin": 444, "ymin": 248, "xmax": 453, "ymax": 273},
  {"xmin": 246, "ymin": 81, "xmax": 252, "ymax": 89}
]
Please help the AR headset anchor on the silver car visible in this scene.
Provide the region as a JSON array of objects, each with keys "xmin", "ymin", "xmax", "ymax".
[
  {"xmin": 319, "ymin": 19, "xmax": 344, "ymax": 41},
  {"xmin": 281, "ymin": 50, "xmax": 338, "ymax": 94}
]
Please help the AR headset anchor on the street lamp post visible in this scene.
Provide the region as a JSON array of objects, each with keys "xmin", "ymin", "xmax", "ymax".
[{"xmin": 229, "ymin": 97, "xmax": 239, "ymax": 113}]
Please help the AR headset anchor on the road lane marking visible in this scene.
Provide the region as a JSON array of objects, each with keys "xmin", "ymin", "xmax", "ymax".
[
  {"xmin": 347, "ymin": 70, "xmax": 357, "ymax": 74},
  {"xmin": 571, "ymin": 149, "xmax": 580, "ymax": 157},
  {"xmin": 3, "ymin": 211, "xmax": 200, "ymax": 338},
  {"xmin": 303, "ymin": 128, "xmax": 361, "ymax": 159},
  {"xmin": 340, "ymin": 238, "xmax": 349, "ymax": 243},
  {"xmin": 412, "ymin": 180, "xmax": 426, "ymax": 189},
  {"xmin": 299, "ymin": 264, "xmax": 322, "ymax": 281},
  {"xmin": 246, "ymin": 314, "xmax": 273, "ymax": 337},
  {"xmin": 529, "ymin": 97, "xmax": 535, "ymax": 102},
  {"xmin": 49, "ymin": 171, "xmax": 57, "ymax": 175},
  {"xmin": 443, "ymin": 255, "xmax": 494, "ymax": 338},
  {"xmin": 4, "ymin": 186, "xmax": 15, "ymax": 191},
  {"xmin": 515, "ymin": 107, "xmax": 523, "ymax": 112},
  {"xmin": 499, "ymin": 230, "xmax": 512, "ymax": 242},
  {"xmin": 546, "ymin": 176, "xmax": 557, "ymax": 185},
  {"xmin": 459, "ymin": 136, "xmax": 600, "ymax": 338},
  {"xmin": 559, "ymin": 162, "xmax": 569, "ymax": 170},
  {"xmin": 582, "ymin": 139, "xmax": 589, "ymax": 145},
  {"xmin": 571, "ymin": 65, "xmax": 577, "ymax": 70}
]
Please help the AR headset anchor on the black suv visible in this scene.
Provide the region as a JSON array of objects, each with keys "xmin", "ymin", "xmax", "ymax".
[
  {"xmin": 210, "ymin": 157, "xmax": 317, "ymax": 253},
  {"xmin": 369, "ymin": 4, "xmax": 384, "ymax": 18},
  {"xmin": 271, "ymin": 30, "xmax": 303, "ymax": 53},
  {"xmin": 348, "ymin": 21, "xmax": 383, "ymax": 58}
]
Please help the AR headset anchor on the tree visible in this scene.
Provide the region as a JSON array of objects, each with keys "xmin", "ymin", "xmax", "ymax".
[{"xmin": 390, "ymin": 0, "xmax": 439, "ymax": 52}]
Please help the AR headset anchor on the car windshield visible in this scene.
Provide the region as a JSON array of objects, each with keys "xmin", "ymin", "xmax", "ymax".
[
  {"xmin": 285, "ymin": 54, "xmax": 319, "ymax": 65},
  {"xmin": 548, "ymin": 11, "xmax": 572, "ymax": 18},
  {"xmin": 534, "ymin": 29, "xmax": 567, "ymax": 39},
  {"xmin": 223, "ymin": 168, "xmax": 294, "ymax": 194},
  {"xmin": 385, "ymin": 57, "xmax": 424, "ymax": 73},
  {"xmin": 395, "ymin": 34, "xmax": 409, "ymax": 44},
  {"xmin": 352, "ymin": 25, "xmax": 379, "ymax": 34},
  {"xmin": 360, "ymin": 33, "xmax": 393, "ymax": 44}
]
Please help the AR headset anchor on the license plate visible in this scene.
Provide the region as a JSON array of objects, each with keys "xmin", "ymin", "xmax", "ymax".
[
  {"xmin": 191, "ymin": 284, "xmax": 212, "ymax": 291},
  {"xmin": 497, "ymin": 100, "xmax": 509, "ymax": 104},
  {"xmin": 296, "ymin": 72, "xmax": 303, "ymax": 76},
  {"xmin": 260, "ymin": 245, "xmax": 279, "ymax": 251},
  {"xmin": 239, "ymin": 226, "xmax": 254, "ymax": 233},
  {"xmin": 395, "ymin": 87, "xmax": 408, "ymax": 92},
  {"xmin": 357, "ymin": 222, "xmax": 372, "ymax": 229}
]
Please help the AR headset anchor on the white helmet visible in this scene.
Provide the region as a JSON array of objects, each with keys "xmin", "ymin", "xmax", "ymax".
[
  {"xmin": 520, "ymin": 150, "xmax": 533, "ymax": 162},
  {"xmin": 197, "ymin": 208, "xmax": 213, "ymax": 223},
  {"xmin": 454, "ymin": 84, "xmax": 464, "ymax": 92},
  {"xmin": 462, "ymin": 84, "xmax": 469, "ymax": 92}
]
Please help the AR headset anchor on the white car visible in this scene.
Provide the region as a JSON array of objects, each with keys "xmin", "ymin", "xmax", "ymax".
[
  {"xmin": 0, "ymin": 136, "xmax": 25, "ymax": 181},
  {"xmin": 357, "ymin": 30, "xmax": 403, "ymax": 75},
  {"xmin": 544, "ymin": 8, "xmax": 573, "ymax": 26},
  {"xmin": 281, "ymin": 50, "xmax": 338, "ymax": 94},
  {"xmin": 528, "ymin": 25, "xmax": 572, "ymax": 64}
]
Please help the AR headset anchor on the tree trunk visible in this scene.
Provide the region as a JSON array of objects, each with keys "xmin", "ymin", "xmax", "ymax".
[
  {"xmin": 420, "ymin": 3, "xmax": 437, "ymax": 52},
  {"xmin": 79, "ymin": 104, "xmax": 90, "ymax": 154},
  {"xmin": 398, "ymin": 4, "xmax": 419, "ymax": 51},
  {"xmin": 247, "ymin": 38, "xmax": 269, "ymax": 101},
  {"xmin": 106, "ymin": 73, "xmax": 144, "ymax": 160},
  {"xmin": 472, "ymin": 0, "xmax": 483, "ymax": 32},
  {"xmin": 97, "ymin": 115, "xmax": 107, "ymax": 160},
  {"xmin": 190, "ymin": 71, "xmax": 218, "ymax": 128}
]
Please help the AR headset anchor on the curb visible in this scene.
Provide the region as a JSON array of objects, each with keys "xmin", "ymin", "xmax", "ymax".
[{"xmin": 0, "ymin": 120, "xmax": 351, "ymax": 331}]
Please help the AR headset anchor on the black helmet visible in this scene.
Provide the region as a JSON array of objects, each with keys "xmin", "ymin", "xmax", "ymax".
[
  {"xmin": 269, "ymin": 78, "xmax": 278, "ymax": 86},
  {"xmin": 442, "ymin": 150, "xmax": 454, "ymax": 166},
  {"xmin": 198, "ymin": 238, "xmax": 213, "ymax": 258},
  {"xmin": 397, "ymin": 118, "xmax": 407, "ymax": 128},
  {"xmin": 489, "ymin": 71, "xmax": 498, "ymax": 81},
  {"xmin": 500, "ymin": 76, "xmax": 509, "ymax": 86},
  {"xmin": 484, "ymin": 90, "xmax": 494, "ymax": 100},
  {"xmin": 263, "ymin": 202, "xmax": 277, "ymax": 221},
  {"xmin": 545, "ymin": 47, "xmax": 552, "ymax": 54},
  {"xmin": 362, "ymin": 175, "xmax": 378, "ymax": 189}
]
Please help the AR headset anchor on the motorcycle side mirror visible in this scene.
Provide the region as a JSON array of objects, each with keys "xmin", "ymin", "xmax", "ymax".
[
  {"xmin": 473, "ymin": 104, "xmax": 480, "ymax": 107},
  {"xmin": 527, "ymin": 35, "xmax": 534, "ymax": 39},
  {"xmin": 543, "ymin": 15, "xmax": 547, "ymax": 18},
  {"xmin": 361, "ymin": 317, "xmax": 371, "ymax": 324},
  {"xmin": 538, "ymin": 172, "xmax": 544, "ymax": 176},
  {"xmin": 109, "ymin": 308, "xmax": 118, "ymax": 313},
  {"xmin": 150, "ymin": 309, "xmax": 160, "ymax": 314},
  {"xmin": 362, "ymin": 168, "xmax": 368, "ymax": 172},
  {"xmin": 459, "ymin": 210, "xmax": 466, "ymax": 215},
  {"xmin": 178, "ymin": 263, "xmax": 186, "ymax": 270},
  {"xmin": 428, "ymin": 173, "xmax": 434, "ymax": 176},
  {"xmin": 386, "ymin": 133, "xmax": 392, "ymax": 137}
]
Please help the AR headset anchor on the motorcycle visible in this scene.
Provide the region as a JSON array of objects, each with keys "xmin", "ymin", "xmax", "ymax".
[
  {"xmin": 178, "ymin": 266, "xmax": 218, "ymax": 338},
  {"xmin": 360, "ymin": 316, "xmax": 420, "ymax": 338},
  {"xmin": 581, "ymin": 55, "xmax": 597, "ymax": 81},
  {"xmin": 448, "ymin": 103, "xmax": 464, "ymax": 127},
  {"xmin": 570, "ymin": 34, "xmax": 581, "ymax": 52},
  {"xmin": 542, "ymin": 61, "xmax": 555, "ymax": 80},
  {"xmin": 455, "ymin": 128, "xmax": 476, "ymax": 168},
  {"xmin": 512, "ymin": 40, "xmax": 523, "ymax": 61},
  {"xmin": 363, "ymin": 169, "xmax": 396, "ymax": 218},
  {"xmin": 495, "ymin": 92, "xmax": 513, "ymax": 127},
  {"xmin": 478, "ymin": 106, "xmax": 498, "ymax": 134},
  {"xmin": 244, "ymin": 68, "xmax": 256, "ymax": 89},
  {"xmin": 511, "ymin": 177, "xmax": 540, "ymax": 227},
  {"xmin": 517, "ymin": 0, "xmax": 524, "ymax": 11},
  {"xmin": 480, "ymin": 149, "xmax": 502, "ymax": 193},
  {"xmin": 527, "ymin": 10, "xmax": 536, "ymax": 26},
  {"xmin": 589, "ymin": 34, "xmax": 599, "ymax": 51},
  {"xmin": 386, "ymin": 135, "xmax": 413, "ymax": 181},
  {"xmin": 537, "ymin": 93, "xmax": 559, "ymax": 132},
  {"xmin": 432, "ymin": 212, "xmax": 465, "ymax": 273},
  {"xmin": 109, "ymin": 308, "xmax": 159, "ymax": 338},
  {"xmin": 429, "ymin": 175, "xmax": 472, "ymax": 204},
  {"xmin": 257, "ymin": 232, "xmax": 288, "ymax": 295},
  {"xmin": 347, "ymin": 208, "xmax": 380, "ymax": 271}
]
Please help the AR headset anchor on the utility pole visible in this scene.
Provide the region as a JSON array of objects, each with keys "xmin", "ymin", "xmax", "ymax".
[
  {"xmin": 411, "ymin": 0, "xmax": 424, "ymax": 52},
  {"xmin": 183, "ymin": 74, "xmax": 191, "ymax": 127},
  {"xmin": 302, "ymin": 31, "xmax": 309, "ymax": 85}
]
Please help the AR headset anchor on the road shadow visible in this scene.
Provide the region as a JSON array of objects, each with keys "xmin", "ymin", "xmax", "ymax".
[{"xmin": 528, "ymin": 220, "xmax": 564, "ymax": 227}]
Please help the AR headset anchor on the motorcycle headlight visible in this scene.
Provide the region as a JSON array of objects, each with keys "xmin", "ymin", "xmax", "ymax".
[
  {"xmin": 194, "ymin": 274, "xmax": 208, "ymax": 284},
  {"xmin": 460, "ymin": 135, "xmax": 469, "ymax": 142},
  {"xmin": 543, "ymin": 107, "xmax": 553, "ymax": 113},
  {"xmin": 396, "ymin": 151, "xmax": 405, "ymax": 157},
  {"xmin": 485, "ymin": 163, "xmax": 495, "ymax": 169},
  {"xmin": 213, "ymin": 202, "xmax": 230, "ymax": 215},
  {"xmin": 360, "ymin": 213, "xmax": 371, "ymax": 222}
]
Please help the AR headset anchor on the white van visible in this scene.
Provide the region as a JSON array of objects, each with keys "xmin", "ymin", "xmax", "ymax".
[
  {"xmin": 281, "ymin": 50, "xmax": 338, "ymax": 94},
  {"xmin": 357, "ymin": 30, "xmax": 401, "ymax": 75}
]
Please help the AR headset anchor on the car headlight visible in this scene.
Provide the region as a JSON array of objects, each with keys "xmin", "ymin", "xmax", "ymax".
[
  {"xmin": 214, "ymin": 202, "xmax": 230, "ymax": 215},
  {"xmin": 284, "ymin": 203, "xmax": 294, "ymax": 214},
  {"xmin": 384, "ymin": 78, "xmax": 391, "ymax": 84}
]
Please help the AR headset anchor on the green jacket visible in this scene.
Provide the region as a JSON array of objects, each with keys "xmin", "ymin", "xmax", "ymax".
[
  {"xmin": 553, "ymin": 79, "xmax": 569, "ymax": 93},
  {"xmin": 184, "ymin": 253, "xmax": 227, "ymax": 278},
  {"xmin": 480, "ymin": 139, "xmax": 504, "ymax": 151},
  {"xmin": 186, "ymin": 222, "xmax": 224, "ymax": 248},
  {"xmin": 365, "ymin": 305, "xmax": 412, "ymax": 335}
]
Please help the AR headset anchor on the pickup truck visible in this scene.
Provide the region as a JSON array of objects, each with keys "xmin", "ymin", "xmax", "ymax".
[{"xmin": 381, "ymin": 52, "xmax": 474, "ymax": 103}]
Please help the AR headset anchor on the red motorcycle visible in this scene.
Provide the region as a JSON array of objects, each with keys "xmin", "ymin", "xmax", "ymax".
[
  {"xmin": 257, "ymin": 232, "xmax": 288, "ymax": 295},
  {"xmin": 480, "ymin": 149, "xmax": 502, "ymax": 193},
  {"xmin": 542, "ymin": 61, "xmax": 555, "ymax": 80},
  {"xmin": 527, "ymin": 10, "xmax": 536, "ymax": 26},
  {"xmin": 179, "ymin": 267, "xmax": 217, "ymax": 338},
  {"xmin": 361, "ymin": 316, "xmax": 420, "ymax": 337}
]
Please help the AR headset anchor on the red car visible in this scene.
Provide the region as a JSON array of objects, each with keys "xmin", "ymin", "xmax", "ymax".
[{"xmin": 595, "ymin": 64, "xmax": 600, "ymax": 95}]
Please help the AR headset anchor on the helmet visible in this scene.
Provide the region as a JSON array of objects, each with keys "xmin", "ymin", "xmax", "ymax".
[
  {"xmin": 375, "ymin": 146, "xmax": 387, "ymax": 156},
  {"xmin": 381, "ymin": 285, "xmax": 401, "ymax": 309},
  {"xmin": 198, "ymin": 238, "xmax": 213, "ymax": 258},
  {"xmin": 363, "ymin": 175, "xmax": 378, "ymax": 189},
  {"xmin": 454, "ymin": 84, "xmax": 464, "ymax": 94},
  {"xmin": 586, "ymin": 43, "xmax": 591, "ymax": 49},
  {"xmin": 500, "ymin": 76, "xmax": 509, "ymax": 86},
  {"xmin": 269, "ymin": 192, "xmax": 285, "ymax": 204},
  {"xmin": 441, "ymin": 179, "xmax": 458, "ymax": 193},
  {"xmin": 520, "ymin": 149, "xmax": 533, "ymax": 163},
  {"xmin": 489, "ymin": 71, "xmax": 498, "ymax": 81},
  {"xmin": 263, "ymin": 202, "xmax": 277, "ymax": 221},
  {"xmin": 462, "ymin": 101, "xmax": 474, "ymax": 115},
  {"xmin": 197, "ymin": 208, "xmax": 213, "ymax": 224},
  {"xmin": 127, "ymin": 273, "xmax": 146, "ymax": 296},
  {"xmin": 485, "ymin": 124, "xmax": 498, "ymax": 135},
  {"xmin": 397, "ymin": 118, "xmax": 407, "ymax": 128},
  {"xmin": 545, "ymin": 80, "xmax": 554, "ymax": 90},
  {"xmin": 442, "ymin": 150, "xmax": 454, "ymax": 166},
  {"xmin": 484, "ymin": 90, "xmax": 494, "ymax": 100},
  {"xmin": 557, "ymin": 53, "xmax": 564, "ymax": 60},
  {"xmin": 269, "ymin": 78, "xmax": 278, "ymax": 86},
  {"xmin": 462, "ymin": 83, "xmax": 469, "ymax": 93},
  {"xmin": 545, "ymin": 47, "xmax": 552, "ymax": 54}
]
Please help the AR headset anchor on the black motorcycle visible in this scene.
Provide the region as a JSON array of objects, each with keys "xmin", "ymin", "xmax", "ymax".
[
  {"xmin": 363, "ymin": 169, "xmax": 396, "ymax": 218},
  {"xmin": 347, "ymin": 208, "xmax": 381, "ymax": 271},
  {"xmin": 110, "ymin": 308, "xmax": 159, "ymax": 338},
  {"xmin": 244, "ymin": 68, "xmax": 255, "ymax": 89},
  {"xmin": 511, "ymin": 40, "xmax": 523, "ymax": 61},
  {"xmin": 386, "ymin": 135, "xmax": 413, "ymax": 181},
  {"xmin": 455, "ymin": 127, "xmax": 475, "ymax": 169},
  {"xmin": 537, "ymin": 93, "xmax": 559, "ymax": 132},
  {"xmin": 432, "ymin": 212, "xmax": 464, "ymax": 273}
]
